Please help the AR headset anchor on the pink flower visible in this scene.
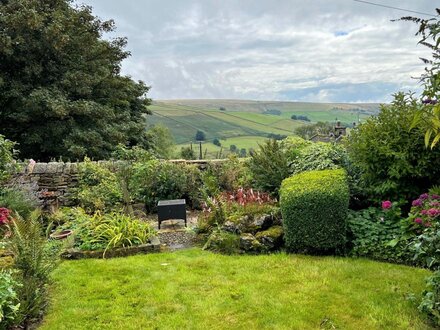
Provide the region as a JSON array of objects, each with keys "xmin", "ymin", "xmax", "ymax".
[
  {"xmin": 412, "ymin": 199, "xmax": 423, "ymax": 207},
  {"xmin": 414, "ymin": 217, "xmax": 423, "ymax": 224},
  {"xmin": 427, "ymin": 208, "xmax": 440, "ymax": 217},
  {"xmin": 382, "ymin": 201, "xmax": 392, "ymax": 209},
  {"xmin": 432, "ymin": 194, "xmax": 440, "ymax": 200}
]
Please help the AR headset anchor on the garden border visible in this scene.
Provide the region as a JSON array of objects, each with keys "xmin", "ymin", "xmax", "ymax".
[{"xmin": 60, "ymin": 236, "xmax": 161, "ymax": 259}]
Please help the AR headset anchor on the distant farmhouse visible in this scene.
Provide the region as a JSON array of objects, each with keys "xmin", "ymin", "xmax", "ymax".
[{"xmin": 310, "ymin": 121, "xmax": 354, "ymax": 142}]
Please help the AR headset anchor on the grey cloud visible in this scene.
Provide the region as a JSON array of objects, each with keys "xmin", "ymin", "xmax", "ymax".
[{"xmin": 76, "ymin": 0, "xmax": 436, "ymax": 102}]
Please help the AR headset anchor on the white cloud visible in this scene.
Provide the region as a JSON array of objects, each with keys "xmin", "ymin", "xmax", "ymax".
[{"xmin": 77, "ymin": 0, "xmax": 435, "ymax": 102}]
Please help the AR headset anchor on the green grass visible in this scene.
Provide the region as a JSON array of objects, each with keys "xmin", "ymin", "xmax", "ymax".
[
  {"xmin": 176, "ymin": 135, "xmax": 269, "ymax": 158},
  {"xmin": 204, "ymin": 111, "xmax": 292, "ymax": 136},
  {"xmin": 279, "ymin": 110, "xmax": 369, "ymax": 124},
  {"xmin": 41, "ymin": 249, "xmax": 432, "ymax": 330},
  {"xmin": 148, "ymin": 100, "xmax": 380, "ymax": 147}
]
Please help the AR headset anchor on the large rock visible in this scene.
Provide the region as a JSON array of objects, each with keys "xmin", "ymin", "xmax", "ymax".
[
  {"xmin": 222, "ymin": 221, "xmax": 241, "ymax": 234},
  {"xmin": 255, "ymin": 226, "xmax": 284, "ymax": 251},
  {"xmin": 239, "ymin": 233, "xmax": 263, "ymax": 252},
  {"xmin": 203, "ymin": 231, "xmax": 240, "ymax": 254},
  {"xmin": 251, "ymin": 214, "xmax": 273, "ymax": 231}
]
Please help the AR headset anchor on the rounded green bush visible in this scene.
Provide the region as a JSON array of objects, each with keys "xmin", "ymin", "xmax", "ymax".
[{"xmin": 280, "ymin": 169, "xmax": 349, "ymax": 253}]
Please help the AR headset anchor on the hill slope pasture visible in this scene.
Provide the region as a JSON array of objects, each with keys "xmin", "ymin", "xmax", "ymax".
[{"xmin": 147, "ymin": 99, "xmax": 380, "ymax": 157}]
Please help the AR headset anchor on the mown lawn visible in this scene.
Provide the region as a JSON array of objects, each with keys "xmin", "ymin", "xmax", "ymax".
[{"xmin": 40, "ymin": 249, "xmax": 432, "ymax": 330}]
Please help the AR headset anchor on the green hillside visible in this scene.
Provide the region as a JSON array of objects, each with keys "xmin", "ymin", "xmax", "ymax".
[{"xmin": 146, "ymin": 99, "xmax": 380, "ymax": 158}]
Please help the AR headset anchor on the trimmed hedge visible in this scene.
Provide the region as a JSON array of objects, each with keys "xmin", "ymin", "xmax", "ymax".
[{"xmin": 280, "ymin": 169, "xmax": 349, "ymax": 253}]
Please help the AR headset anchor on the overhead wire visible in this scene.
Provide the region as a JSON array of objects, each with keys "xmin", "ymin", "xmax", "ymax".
[{"xmin": 352, "ymin": 0, "xmax": 437, "ymax": 18}]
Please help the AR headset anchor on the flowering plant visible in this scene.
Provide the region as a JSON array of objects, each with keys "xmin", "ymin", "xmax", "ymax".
[
  {"xmin": 202, "ymin": 188, "xmax": 276, "ymax": 213},
  {"xmin": 382, "ymin": 200, "xmax": 392, "ymax": 209},
  {"xmin": 198, "ymin": 188, "xmax": 278, "ymax": 233},
  {"xmin": 406, "ymin": 193, "xmax": 440, "ymax": 234},
  {"xmin": 0, "ymin": 207, "xmax": 11, "ymax": 225}
]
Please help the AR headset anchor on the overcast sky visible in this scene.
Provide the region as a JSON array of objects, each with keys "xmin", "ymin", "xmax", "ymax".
[{"xmin": 75, "ymin": 0, "xmax": 436, "ymax": 102}]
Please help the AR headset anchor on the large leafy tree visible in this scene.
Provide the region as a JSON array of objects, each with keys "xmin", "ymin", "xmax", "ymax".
[{"xmin": 0, "ymin": 0, "xmax": 151, "ymax": 160}]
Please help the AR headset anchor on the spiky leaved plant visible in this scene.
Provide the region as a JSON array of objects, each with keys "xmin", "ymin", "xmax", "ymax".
[{"xmin": 7, "ymin": 209, "xmax": 61, "ymax": 326}]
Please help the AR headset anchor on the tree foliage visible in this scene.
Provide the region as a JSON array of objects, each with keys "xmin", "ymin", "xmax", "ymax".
[
  {"xmin": 0, "ymin": 135, "xmax": 16, "ymax": 183},
  {"xmin": 400, "ymin": 9, "xmax": 440, "ymax": 148},
  {"xmin": 294, "ymin": 121, "xmax": 333, "ymax": 139},
  {"xmin": 249, "ymin": 139, "xmax": 290, "ymax": 196},
  {"xmin": 195, "ymin": 130, "xmax": 206, "ymax": 141},
  {"xmin": 347, "ymin": 92, "xmax": 440, "ymax": 202},
  {"xmin": 0, "ymin": 0, "xmax": 151, "ymax": 160},
  {"xmin": 142, "ymin": 124, "xmax": 175, "ymax": 159},
  {"xmin": 213, "ymin": 138, "xmax": 221, "ymax": 147}
]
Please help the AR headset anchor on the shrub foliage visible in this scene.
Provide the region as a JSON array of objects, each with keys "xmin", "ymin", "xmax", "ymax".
[
  {"xmin": 280, "ymin": 169, "xmax": 349, "ymax": 253},
  {"xmin": 249, "ymin": 139, "xmax": 290, "ymax": 196},
  {"xmin": 347, "ymin": 206, "xmax": 414, "ymax": 264},
  {"xmin": 347, "ymin": 93, "xmax": 440, "ymax": 203}
]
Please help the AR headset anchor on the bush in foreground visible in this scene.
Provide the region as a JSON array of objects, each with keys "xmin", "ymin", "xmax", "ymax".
[
  {"xmin": 347, "ymin": 203, "xmax": 414, "ymax": 264},
  {"xmin": 280, "ymin": 169, "xmax": 349, "ymax": 253}
]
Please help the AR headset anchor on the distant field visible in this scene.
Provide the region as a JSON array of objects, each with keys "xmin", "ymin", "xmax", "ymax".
[
  {"xmin": 175, "ymin": 135, "xmax": 269, "ymax": 158},
  {"xmin": 148, "ymin": 99, "xmax": 380, "ymax": 157}
]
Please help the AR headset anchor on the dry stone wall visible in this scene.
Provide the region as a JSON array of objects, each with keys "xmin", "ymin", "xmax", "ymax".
[
  {"xmin": 11, "ymin": 162, "xmax": 80, "ymax": 209},
  {"xmin": 10, "ymin": 159, "xmax": 226, "ymax": 209}
]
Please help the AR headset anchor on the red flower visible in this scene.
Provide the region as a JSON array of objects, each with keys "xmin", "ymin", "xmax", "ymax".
[
  {"xmin": 0, "ymin": 207, "xmax": 11, "ymax": 225},
  {"xmin": 414, "ymin": 217, "xmax": 423, "ymax": 224}
]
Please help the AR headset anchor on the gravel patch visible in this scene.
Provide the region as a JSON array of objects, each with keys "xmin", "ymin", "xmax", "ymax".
[{"xmin": 158, "ymin": 230, "xmax": 197, "ymax": 250}]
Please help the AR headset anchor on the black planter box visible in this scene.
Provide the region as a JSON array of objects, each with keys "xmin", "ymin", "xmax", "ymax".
[{"xmin": 157, "ymin": 199, "xmax": 187, "ymax": 229}]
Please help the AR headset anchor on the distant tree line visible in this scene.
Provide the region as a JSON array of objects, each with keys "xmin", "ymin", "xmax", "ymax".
[
  {"xmin": 267, "ymin": 133, "xmax": 287, "ymax": 140},
  {"xmin": 291, "ymin": 115, "xmax": 311, "ymax": 122},
  {"xmin": 263, "ymin": 109, "xmax": 281, "ymax": 116}
]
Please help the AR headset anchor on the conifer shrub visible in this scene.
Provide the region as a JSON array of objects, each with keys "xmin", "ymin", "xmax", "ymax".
[{"xmin": 280, "ymin": 169, "xmax": 349, "ymax": 253}]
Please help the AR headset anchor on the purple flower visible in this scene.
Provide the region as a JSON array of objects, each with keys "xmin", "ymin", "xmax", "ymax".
[
  {"xmin": 420, "ymin": 193, "xmax": 429, "ymax": 200},
  {"xmin": 432, "ymin": 194, "xmax": 440, "ymax": 200},
  {"xmin": 414, "ymin": 218, "xmax": 423, "ymax": 224},
  {"xmin": 412, "ymin": 199, "xmax": 423, "ymax": 207},
  {"xmin": 382, "ymin": 201, "xmax": 392, "ymax": 209}
]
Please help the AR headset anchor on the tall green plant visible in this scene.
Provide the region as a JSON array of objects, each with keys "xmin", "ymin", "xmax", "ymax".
[
  {"xmin": 111, "ymin": 145, "xmax": 155, "ymax": 216},
  {"xmin": 0, "ymin": 135, "xmax": 16, "ymax": 184},
  {"xmin": 74, "ymin": 158, "xmax": 123, "ymax": 212},
  {"xmin": 249, "ymin": 139, "xmax": 290, "ymax": 196},
  {"xmin": 7, "ymin": 210, "xmax": 61, "ymax": 326},
  {"xmin": 132, "ymin": 160, "xmax": 202, "ymax": 211},
  {"xmin": 347, "ymin": 93, "xmax": 440, "ymax": 203}
]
